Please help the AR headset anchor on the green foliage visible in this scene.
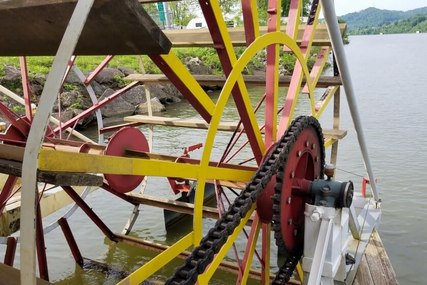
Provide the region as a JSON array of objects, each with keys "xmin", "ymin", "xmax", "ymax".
[
  {"xmin": 168, "ymin": 0, "xmax": 197, "ymax": 27},
  {"xmin": 63, "ymin": 83, "xmax": 79, "ymax": 91},
  {"xmin": 112, "ymin": 75, "xmax": 127, "ymax": 88},
  {"xmin": 341, "ymin": 7, "xmax": 427, "ymax": 35},
  {"xmin": 349, "ymin": 13, "xmax": 427, "ymax": 35},
  {"xmin": 10, "ymin": 104, "xmax": 25, "ymax": 114},
  {"xmin": 174, "ymin": 47, "xmax": 223, "ymax": 74}
]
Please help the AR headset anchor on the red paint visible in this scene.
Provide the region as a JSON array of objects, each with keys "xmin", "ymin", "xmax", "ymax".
[{"xmin": 104, "ymin": 127, "xmax": 149, "ymax": 193}]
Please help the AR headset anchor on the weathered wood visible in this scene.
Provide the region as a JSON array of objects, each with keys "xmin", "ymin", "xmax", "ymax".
[
  {"xmin": 164, "ymin": 24, "xmax": 346, "ymax": 47},
  {"xmin": 322, "ymin": 129, "xmax": 347, "ymax": 140},
  {"xmin": 0, "ymin": 158, "xmax": 103, "ymax": 186},
  {"xmin": 126, "ymin": 193, "xmax": 220, "ymax": 220},
  {"xmin": 355, "ymin": 231, "xmax": 399, "ymax": 285},
  {"xmin": 125, "ymin": 74, "xmax": 342, "ymax": 88},
  {"xmin": 0, "ymin": 0, "xmax": 171, "ymax": 56},
  {"xmin": 0, "ymin": 263, "xmax": 51, "ymax": 285},
  {"xmin": 124, "ymin": 115, "xmax": 346, "ymax": 142}
]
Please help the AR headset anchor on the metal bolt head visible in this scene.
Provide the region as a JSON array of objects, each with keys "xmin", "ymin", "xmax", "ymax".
[
  {"xmin": 288, "ymin": 219, "xmax": 293, "ymax": 225},
  {"xmin": 290, "ymin": 171, "xmax": 295, "ymax": 178},
  {"xmin": 287, "ymin": 197, "xmax": 292, "ymax": 204},
  {"xmin": 297, "ymin": 150, "xmax": 302, "ymax": 157},
  {"xmin": 312, "ymin": 144, "xmax": 316, "ymax": 150}
]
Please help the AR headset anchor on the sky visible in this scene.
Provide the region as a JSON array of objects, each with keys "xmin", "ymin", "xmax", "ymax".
[{"xmin": 333, "ymin": 0, "xmax": 427, "ymax": 16}]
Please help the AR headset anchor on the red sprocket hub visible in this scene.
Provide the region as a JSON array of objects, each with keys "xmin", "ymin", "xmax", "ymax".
[{"xmin": 104, "ymin": 127, "xmax": 149, "ymax": 193}]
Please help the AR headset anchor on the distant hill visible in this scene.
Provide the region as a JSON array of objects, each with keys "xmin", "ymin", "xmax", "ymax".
[{"xmin": 340, "ymin": 7, "xmax": 427, "ymax": 34}]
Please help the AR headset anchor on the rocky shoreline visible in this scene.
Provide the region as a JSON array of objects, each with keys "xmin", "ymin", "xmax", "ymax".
[{"xmin": 0, "ymin": 57, "xmax": 215, "ymax": 129}]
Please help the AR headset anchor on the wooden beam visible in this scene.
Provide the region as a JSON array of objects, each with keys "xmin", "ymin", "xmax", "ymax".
[
  {"xmin": 0, "ymin": 0, "xmax": 171, "ymax": 56},
  {"xmin": 125, "ymin": 74, "xmax": 342, "ymax": 88},
  {"xmin": 164, "ymin": 24, "xmax": 346, "ymax": 47},
  {"xmin": 0, "ymin": 158, "xmax": 103, "ymax": 186},
  {"xmin": 0, "ymin": 264, "xmax": 51, "ymax": 285},
  {"xmin": 124, "ymin": 115, "xmax": 347, "ymax": 141}
]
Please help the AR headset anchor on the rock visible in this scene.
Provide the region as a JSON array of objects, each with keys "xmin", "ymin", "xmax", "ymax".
[
  {"xmin": 64, "ymin": 70, "xmax": 83, "ymax": 85},
  {"xmin": 93, "ymin": 67, "xmax": 124, "ymax": 85},
  {"xmin": 98, "ymin": 88, "xmax": 135, "ymax": 118},
  {"xmin": 59, "ymin": 90, "xmax": 93, "ymax": 110},
  {"xmin": 186, "ymin": 57, "xmax": 212, "ymax": 75},
  {"xmin": 51, "ymin": 108, "xmax": 94, "ymax": 128},
  {"xmin": 122, "ymin": 85, "xmax": 147, "ymax": 106},
  {"xmin": 149, "ymin": 84, "xmax": 182, "ymax": 105},
  {"xmin": 118, "ymin": 66, "xmax": 137, "ymax": 76},
  {"xmin": 88, "ymin": 80, "xmax": 106, "ymax": 97},
  {"xmin": 3, "ymin": 65, "xmax": 21, "ymax": 81},
  {"xmin": 136, "ymin": 97, "xmax": 166, "ymax": 114}
]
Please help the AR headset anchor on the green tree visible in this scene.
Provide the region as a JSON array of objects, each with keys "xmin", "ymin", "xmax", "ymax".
[
  {"xmin": 168, "ymin": 0, "xmax": 198, "ymax": 27},
  {"xmin": 258, "ymin": 0, "xmax": 312, "ymax": 25}
]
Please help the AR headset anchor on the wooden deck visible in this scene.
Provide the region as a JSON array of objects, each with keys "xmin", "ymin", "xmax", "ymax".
[
  {"xmin": 163, "ymin": 24, "xmax": 347, "ymax": 47},
  {"xmin": 355, "ymin": 230, "xmax": 399, "ymax": 285},
  {"xmin": 125, "ymin": 74, "xmax": 342, "ymax": 88},
  {"xmin": 0, "ymin": 264, "xmax": 51, "ymax": 285}
]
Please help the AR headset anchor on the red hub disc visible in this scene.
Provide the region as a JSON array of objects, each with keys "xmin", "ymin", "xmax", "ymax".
[
  {"xmin": 104, "ymin": 127, "xmax": 149, "ymax": 193},
  {"xmin": 276, "ymin": 120, "xmax": 323, "ymax": 252}
]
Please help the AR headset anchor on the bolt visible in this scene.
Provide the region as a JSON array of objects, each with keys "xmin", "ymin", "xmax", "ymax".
[
  {"xmin": 312, "ymin": 144, "xmax": 316, "ymax": 150},
  {"xmin": 290, "ymin": 171, "xmax": 295, "ymax": 178},
  {"xmin": 310, "ymin": 211, "xmax": 321, "ymax": 222},
  {"xmin": 288, "ymin": 219, "xmax": 293, "ymax": 225},
  {"xmin": 306, "ymin": 141, "xmax": 310, "ymax": 147},
  {"xmin": 294, "ymin": 229, "xmax": 298, "ymax": 236},
  {"xmin": 321, "ymin": 186, "xmax": 331, "ymax": 194},
  {"xmin": 297, "ymin": 150, "xmax": 302, "ymax": 157},
  {"xmin": 287, "ymin": 197, "xmax": 292, "ymax": 204}
]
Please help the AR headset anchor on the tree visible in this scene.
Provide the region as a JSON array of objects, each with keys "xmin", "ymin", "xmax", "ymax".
[
  {"xmin": 258, "ymin": 0, "xmax": 312, "ymax": 24},
  {"xmin": 168, "ymin": 0, "xmax": 198, "ymax": 28}
]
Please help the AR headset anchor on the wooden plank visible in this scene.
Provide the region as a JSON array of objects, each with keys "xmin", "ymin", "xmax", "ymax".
[
  {"xmin": 0, "ymin": 263, "xmax": 51, "ymax": 285},
  {"xmin": 322, "ymin": 129, "xmax": 347, "ymax": 140},
  {"xmin": 355, "ymin": 231, "xmax": 399, "ymax": 285},
  {"xmin": 124, "ymin": 115, "xmax": 346, "ymax": 142},
  {"xmin": 164, "ymin": 24, "xmax": 346, "ymax": 47},
  {"xmin": 0, "ymin": 0, "xmax": 171, "ymax": 56},
  {"xmin": 125, "ymin": 74, "xmax": 342, "ymax": 88},
  {"xmin": 126, "ymin": 193, "xmax": 220, "ymax": 220},
  {"xmin": 0, "ymin": 158, "xmax": 103, "ymax": 186}
]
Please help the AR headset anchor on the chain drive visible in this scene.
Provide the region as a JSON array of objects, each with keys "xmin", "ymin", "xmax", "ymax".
[{"xmin": 165, "ymin": 116, "xmax": 323, "ymax": 285}]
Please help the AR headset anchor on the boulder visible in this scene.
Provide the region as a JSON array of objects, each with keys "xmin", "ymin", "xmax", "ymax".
[
  {"xmin": 3, "ymin": 65, "xmax": 21, "ymax": 81},
  {"xmin": 122, "ymin": 85, "xmax": 147, "ymax": 106},
  {"xmin": 93, "ymin": 67, "xmax": 125, "ymax": 87},
  {"xmin": 149, "ymin": 83, "xmax": 182, "ymax": 105},
  {"xmin": 98, "ymin": 88, "xmax": 135, "ymax": 117},
  {"xmin": 186, "ymin": 57, "xmax": 212, "ymax": 75},
  {"xmin": 118, "ymin": 66, "xmax": 137, "ymax": 76},
  {"xmin": 136, "ymin": 97, "xmax": 166, "ymax": 114},
  {"xmin": 59, "ymin": 90, "xmax": 93, "ymax": 110}
]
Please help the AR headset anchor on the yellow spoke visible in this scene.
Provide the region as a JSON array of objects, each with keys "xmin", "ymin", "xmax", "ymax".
[{"xmin": 38, "ymin": 148, "xmax": 255, "ymax": 182}]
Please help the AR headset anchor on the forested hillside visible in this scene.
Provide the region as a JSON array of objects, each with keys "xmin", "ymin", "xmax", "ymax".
[{"xmin": 341, "ymin": 7, "xmax": 427, "ymax": 35}]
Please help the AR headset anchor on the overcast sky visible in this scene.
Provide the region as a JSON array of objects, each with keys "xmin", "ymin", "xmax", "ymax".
[{"xmin": 333, "ymin": 0, "xmax": 427, "ymax": 16}]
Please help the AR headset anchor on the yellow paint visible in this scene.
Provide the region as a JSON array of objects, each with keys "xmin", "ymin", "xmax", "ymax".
[
  {"xmin": 117, "ymin": 233, "xmax": 193, "ymax": 285},
  {"xmin": 314, "ymin": 85, "xmax": 339, "ymax": 119},
  {"xmin": 240, "ymin": 215, "xmax": 261, "ymax": 284},
  {"xmin": 159, "ymin": 53, "xmax": 216, "ymax": 117},
  {"xmin": 198, "ymin": 204, "xmax": 256, "ymax": 283},
  {"xmin": 37, "ymin": 148, "xmax": 254, "ymax": 182}
]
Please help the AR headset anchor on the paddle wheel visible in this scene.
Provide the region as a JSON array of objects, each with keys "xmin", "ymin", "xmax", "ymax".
[{"xmin": 0, "ymin": 0, "xmax": 384, "ymax": 284}]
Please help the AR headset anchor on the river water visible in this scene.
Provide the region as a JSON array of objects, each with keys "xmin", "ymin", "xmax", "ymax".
[{"xmin": 6, "ymin": 33, "xmax": 426, "ymax": 284}]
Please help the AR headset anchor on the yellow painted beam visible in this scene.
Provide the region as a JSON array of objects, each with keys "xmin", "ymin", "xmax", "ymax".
[{"xmin": 38, "ymin": 149, "xmax": 255, "ymax": 182}]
